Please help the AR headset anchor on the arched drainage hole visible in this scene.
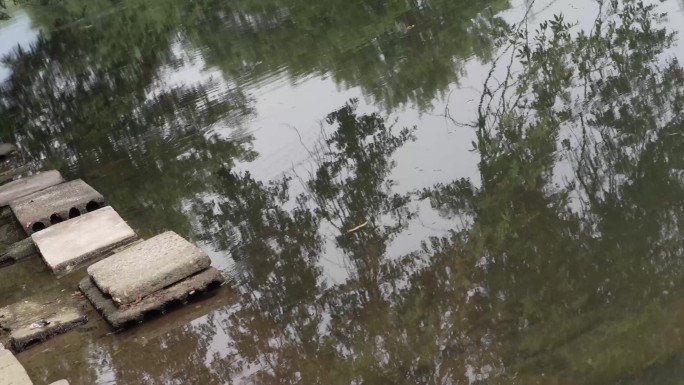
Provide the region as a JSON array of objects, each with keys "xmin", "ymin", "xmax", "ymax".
[
  {"xmin": 50, "ymin": 214, "xmax": 63, "ymax": 225},
  {"xmin": 32, "ymin": 222, "xmax": 46, "ymax": 232},
  {"xmin": 68, "ymin": 208, "xmax": 81, "ymax": 218},
  {"xmin": 86, "ymin": 201, "xmax": 101, "ymax": 212}
]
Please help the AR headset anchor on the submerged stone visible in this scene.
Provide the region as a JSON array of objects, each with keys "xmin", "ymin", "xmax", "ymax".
[
  {"xmin": 80, "ymin": 267, "xmax": 224, "ymax": 329},
  {"xmin": 0, "ymin": 298, "xmax": 87, "ymax": 353},
  {"xmin": 32, "ymin": 206, "xmax": 137, "ymax": 276},
  {"xmin": 87, "ymin": 231, "xmax": 211, "ymax": 305},
  {"xmin": 0, "ymin": 344, "xmax": 32, "ymax": 385},
  {"xmin": 10, "ymin": 179, "xmax": 105, "ymax": 235},
  {"xmin": 0, "ymin": 171, "xmax": 64, "ymax": 207},
  {"xmin": 0, "ymin": 238, "xmax": 37, "ymax": 267},
  {"xmin": 0, "ymin": 144, "xmax": 17, "ymax": 158}
]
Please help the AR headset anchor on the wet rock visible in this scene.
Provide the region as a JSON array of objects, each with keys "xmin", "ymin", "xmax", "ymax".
[
  {"xmin": 0, "ymin": 144, "xmax": 17, "ymax": 158},
  {"xmin": 80, "ymin": 267, "xmax": 224, "ymax": 329},
  {"xmin": 0, "ymin": 343, "xmax": 32, "ymax": 385},
  {"xmin": 87, "ymin": 231, "xmax": 211, "ymax": 305},
  {"xmin": 10, "ymin": 179, "xmax": 105, "ymax": 235},
  {"xmin": 0, "ymin": 298, "xmax": 87, "ymax": 353},
  {"xmin": 0, "ymin": 238, "xmax": 38, "ymax": 267},
  {"xmin": 0, "ymin": 171, "xmax": 65, "ymax": 207},
  {"xmin": 32, "ymin": 206, "xmax": 138, "ymax": 276}
]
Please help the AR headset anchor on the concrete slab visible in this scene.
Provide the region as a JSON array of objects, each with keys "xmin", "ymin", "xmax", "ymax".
[
  {"xmin": 48, "ymin": 381, "xmax": 70, "ymax": 385},
  {"xmin": 80, "ymin": 267, "xmax": 224, "ymax": 329},
  {"xmin": 0, "ymin": 344, "xmax": 32, "ymax": 385},
  {"xmin": 88, "ymin": 231, "xmax": 211, "ymax": 305},
  {"xmin": 0, "ymin": 171, "xmax": 64, "ymax": 207},
  {"xmin": 32, "ymin": 207, "xmax": 138, "ymax": 276},
  {"xmin": 0, "ymin": 298, "xmax": 87, "ymax": 353},
  {"xmin": 10, "ymin": 179, "xmax": 105, "ymax": 235}
]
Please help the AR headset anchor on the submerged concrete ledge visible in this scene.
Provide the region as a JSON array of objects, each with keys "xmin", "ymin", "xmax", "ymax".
[
  {"xmin": 80, "ymin": 267, "xmax": 224, "ymax": 329},
  {"xmin": 32, "ymin": 206, "xmax": 138, "ymax": 276},
  {"xmin": 10, "ymin": 179, "xmax": 105, "ymax": 235},
  {"xmin": 0, "ymin": 171, "xmax": 65, "ymax": 207},
  {"xmin": 0, "ymin": 298, "xmax": 88, "ymax": 353}
]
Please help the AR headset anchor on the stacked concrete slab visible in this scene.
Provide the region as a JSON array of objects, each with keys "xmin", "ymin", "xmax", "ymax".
[{"xmin": 80, "ymin": 231, "xmax": 225, "ymax": 328}]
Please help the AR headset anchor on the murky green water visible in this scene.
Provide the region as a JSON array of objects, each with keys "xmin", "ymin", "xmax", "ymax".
[{"xmin": 1, "ymin": 0, "xmax": 684, "ymax": 383}]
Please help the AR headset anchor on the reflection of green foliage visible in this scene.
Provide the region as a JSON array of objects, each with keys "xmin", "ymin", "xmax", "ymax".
[
  {"xmin": 194, "ymin": 2, "xmax": 684, "ymax": 384},
  {"xmin": 188, "ymin": 0, "xmax": 510, "ymax": 110}
]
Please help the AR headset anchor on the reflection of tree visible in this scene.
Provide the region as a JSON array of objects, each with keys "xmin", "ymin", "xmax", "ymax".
[
  {"xmin": 191, "ymin": 100, "xmax": 416, "ymax": 383},
  {"xmin": 188, "ymin": 0, "xmax": 510, "ymax": 111},
  {"xmin": 200, "ymin": 2, "xmax": 684, "ymax": 384}
]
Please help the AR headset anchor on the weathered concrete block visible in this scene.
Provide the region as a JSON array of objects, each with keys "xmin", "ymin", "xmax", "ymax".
[
  {"xmin": 88, "ymin": 231, "xmax": 211, "ymax": 305},
  {"xmin": 80, "ymin": 267, "xmax": 224, "ymax": 329},
  {"xmin": 0, "ymin": 299, "xmax": 87, "ymax": 353},
  {"xmin": 0, "ymin": 344, "xmax": 33, "ymax": 385},
  {"xmin": 0, "ymin": 171, "xmax": 64, "ymax": 207},
  {"xmin": 32, "ymin": 207, "xmax": 137, "ymax": 276},
  {"xmin": 10, "ymin": 179, "xmax": 105, "ymax": 235}
]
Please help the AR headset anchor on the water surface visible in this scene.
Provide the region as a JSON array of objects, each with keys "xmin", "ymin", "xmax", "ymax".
[{"xmin": 1, "ymin": 0, "xmax": 684, "ymax": 383}]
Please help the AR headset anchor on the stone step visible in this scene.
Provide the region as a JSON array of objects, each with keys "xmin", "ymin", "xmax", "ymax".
[
  {"xmin": 0, "ymin": 171, "xmax": 64, "ymax": 207},
  {"xmin": 80, "ymin": 267, "xmax": 224, "ymax": 329},
  {"xmin": 87, "ymin": 231, "xmax": 211, "ymax": 305},
  {"xmin": 32, "ymin": 206, "xmax": 138, "ymax": 276},
  {"xmin": 10, "ymin": 179, "xmax": 105, "ymax": 235},
  {"xmin": 0, "ymin": 344, "xmax": 32, "ymax": 385}
]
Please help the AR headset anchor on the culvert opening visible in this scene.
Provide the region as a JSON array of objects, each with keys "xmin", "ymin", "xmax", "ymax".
[
  {"xmin": 69, "ymin": 208, "xmax": 81, "ymax": 218},
  {"xmin": 31, "ymin": 222, "xmax": 46, "ymax": 232},
  {"xmin": 86, "ymin": 201, "xmax": 101, "ymax": 212},
  {"xmin": 50, "ymin": 213, "xmax": 64, "ymax": 225}
]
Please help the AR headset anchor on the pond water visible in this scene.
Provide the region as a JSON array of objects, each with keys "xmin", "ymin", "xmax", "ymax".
[{"xmin": 2, "ymin": 0, "xmax": 684, "ymax": 383}]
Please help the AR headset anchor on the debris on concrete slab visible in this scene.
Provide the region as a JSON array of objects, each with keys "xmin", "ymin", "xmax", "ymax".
[
  {"xmin": 32, "ymin": 206, "xmax": 137, "ymax": 276},
  {"xmin": 80, "ymin": 267, "xmax": 224, "ymax": 329},
  {"xmin": 88, "ymin": 231, "xmax": 211, "ymax": 305},
  {"xmin": 0, "ymin": 297, "xmax": 87, "ymax": 353},
  {"xmin": 0, "ymin": 343, "xmax": 33, "ymax": 385},
  {"xmin": 10, "ymin": 179, "xmax": 105, "ymax": 235},
  {"xmin": 0, "ymin": 171, "xmax": 65, "ymax": 207}
]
